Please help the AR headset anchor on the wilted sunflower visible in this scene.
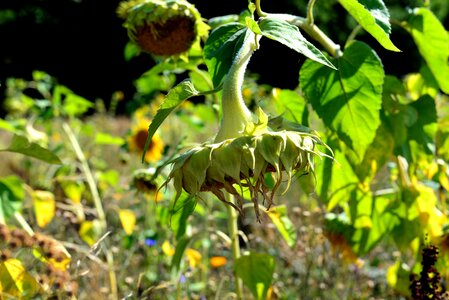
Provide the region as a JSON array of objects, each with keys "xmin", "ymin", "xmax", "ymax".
[
  {"xmin": 117, "ymin": 0, "xmax": 209, "ymax": 58},
  {"xmin": 127, "ymin": 119, "xmax": 164, "ymax": 163}
]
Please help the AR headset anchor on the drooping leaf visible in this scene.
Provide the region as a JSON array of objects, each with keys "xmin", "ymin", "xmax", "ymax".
[
  {"xmin": 32, "ymin": 190, "xmax": 56, "ymax": 228},
  {"xmin": 204, "ymin": 23, "xmax": 247, "ymax": 87},
  {"xmin": 171, "ymin": 236, "xmax": 192, "ymax": 275},
  {"xmin": 142, "ymin": 80, "xmax": 200, "ymax": 163},
  {"xmin": 235, "ymin": 252, "xmax": 275, "ymax": 300},
  {"xmin": 266, "ymin": 205, "xmax": 297, "ymax": 247},
  {"xmin": 0, "ymin": 176, "xmax": 25, "ymax": 222},
  {"xmin": 0, "ymin": 259, "xmax": 41, "ymax": 298},
  {"xmin": 259, "ymin": 16, "xmax": 335, "ymax": 69},
  {"xmin": 406, "ymin": 8, "xmax": 449, "ymax": 94},
  {"xmin": 339, "ymin": 0, "xmax": 400, "ymax": 52},
  {"xmin": 0, "ymin": 134, "xmax": 62, "ymax": 164},
  {"xmin": 300, "ymin": 41, "xmax": 384, "ymax": 160}
]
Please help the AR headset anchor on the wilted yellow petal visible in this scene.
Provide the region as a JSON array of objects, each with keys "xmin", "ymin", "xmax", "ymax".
[
  {"xmin": 32, "ymin": 190, "xmax": 55, "ymax": 228},
  {"xmin": 185, "ymin": 248, "xmax": 202, "ymax": 269},
  {"xmin": 0, "ymin": 258, "xmax": 41, "ymax": 297},
  {"xmin": 162, "ymin": 240, "xmax": 175, "ymax": 256},
  {"xmin": 119, "ymin": 209, "xmax": 136, "ymax": 235}
]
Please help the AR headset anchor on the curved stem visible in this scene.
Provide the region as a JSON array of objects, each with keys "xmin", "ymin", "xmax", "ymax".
[
  {"xmin": 306, "ymin": 0, "xmax": 316, "ymax": 25},
  {"xmin": 214, "ymin": 31, "xmax": 260, "ymax": 142},
  {"xmin": 255, "ymin": 0, "xmax": 267, "ymax": 17},
  {"xmin": 272, "ymin": 14, "xmax": 342, "ymax": 58}
]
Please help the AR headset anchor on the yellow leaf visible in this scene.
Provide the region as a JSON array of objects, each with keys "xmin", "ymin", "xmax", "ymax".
[
  {"xmin": 162, "ymin": 240, "xmax": 175, "ymax": 256},
  {"xmin": 32, "ymin": 190, "xmax": 55, "ymax": 228},
  {"xmin": 60, "ymin": 181, "xmax": 85, "ymax": 204},
  {"xmin": 79, "ymin": 220, "xmax": 102, "ymax": 246},
  {"xmin": 185, "ymin": 248, "xmax": 202, "ymax": 269},
  {"xmin": 118, "ymin": 209, "xmax": 136, "ymax": 235},
  {"xmin": 0, "ymin": 259, "xmax": 41, "ymax": 298}
]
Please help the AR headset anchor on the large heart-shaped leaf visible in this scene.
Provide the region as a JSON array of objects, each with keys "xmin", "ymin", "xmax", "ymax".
[{"xmin": 300, "ymin": 41, "xmax": 384, "ymax": 159}]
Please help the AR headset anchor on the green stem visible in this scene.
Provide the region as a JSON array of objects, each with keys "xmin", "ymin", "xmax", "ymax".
[
  {"xmin": 226, "ymin": 196, "xmax": 243, "ymax": 299},
  {"xmin": 214, "ymin": 31, "xmax": 260, "ymax": 142},
  {"xmin": 62, "ymin": 122, "xmax": 118, "ymax": 300},
  {"xmin": 273, "ymin": 14, "xmax": 342, "ymax": 58},
  {"xmin": 255, "ymin": 0, "xmax": 267, "ymax": 17},
  {"xmin": 306, "ymin": 0, "xmax": 316, "ymax": 25}
]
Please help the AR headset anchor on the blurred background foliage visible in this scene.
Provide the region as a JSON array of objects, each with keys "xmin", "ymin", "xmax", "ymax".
[{"xmin": 1, "ymin": 0, "xmax": 448, "ymax": 116}]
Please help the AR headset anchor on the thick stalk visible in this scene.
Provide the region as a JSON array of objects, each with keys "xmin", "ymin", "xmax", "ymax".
[
  {"xmin": 214, "ymin": 31, "xmax": 260, "ymax": 142},
  {"xmin": 226, "ymin": 196, "xmax": 243, "ymax": 299}
]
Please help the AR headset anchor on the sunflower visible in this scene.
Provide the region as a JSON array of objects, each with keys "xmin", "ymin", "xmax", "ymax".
[
  {"xmin": 117, "ymin": 0, "xmax": 209, "ymax": 59},
  {"xmin": 127, "ymin": 119, "xmax": 164, "ymax": 163}
]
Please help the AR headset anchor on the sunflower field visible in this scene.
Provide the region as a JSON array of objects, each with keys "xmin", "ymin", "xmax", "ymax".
[{"xmin": 1, "ymin": 0, "xmax": 449, "ymax": 299}]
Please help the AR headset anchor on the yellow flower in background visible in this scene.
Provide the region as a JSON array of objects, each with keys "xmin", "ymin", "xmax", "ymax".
[
  {"xmin": 127, "ymin": 119, "xmax": 164, "ymax": 163},
  {"xmin": 185, "ymin": 248, "xmax": 202, "ymax": 269}
]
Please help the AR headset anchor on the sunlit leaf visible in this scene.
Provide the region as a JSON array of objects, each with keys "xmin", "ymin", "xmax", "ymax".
[
  {"xmin": 266, "ymin": 205, "xmax": 297, "ymax": 247},
  {"xmin": 235, "ymin": 252, "xmax": 275, "ymax": 300},
  {"xmin": 272, "ymin": 88, "xmax": 309, "ymax": 126},
  {"xmin": 0, "ymin": 134, "xmax": 62, "ymax": 164},
  {"xmin": 300, "ymin": 41, "xmax": 384, "ymax": 160},
  {"xmin": 259, "ymin": 16, "xmax": 336, "ymax": 69},
  {"xmin": 204, "ymin": 23, "xmax": 247, "ymax": 87},
  {"xmin": 95, "ymin": 132, "xmax": 125, "ymax": 145},
  {"xmin": 142, "ymin": 80, "xmax": 200, "ymax": 163},
  {"xmin": 59, "ymin": 181, "xmax": 85, "ymax": 204},
  {"xmin": 32, "ymin": 190, "xmax": 55, "ymax": 228},
  {"xmin": 0, "ymin": 176, "xmax": 25, "ymax": 222},
  {"xmin": 62, "ymin": 93, "xmax": 94, "ymax": 117},
  {"xmin": 119, "ymin": 209, "xmax": 136, "ymax": 235},
  {"xmin": 339, "ymin": 0, "xmax": 400, "ymax": 51},
  {"xmin": 79, "ymin": 220, "xmax": 102, "ymax": 247},
  {"xmin": 406, "ymin": 8, "xmax": 449, "ymax": 94},
  {"xmin": 0, "ymin": 259, "xmax": 41, "ymax": 298}
]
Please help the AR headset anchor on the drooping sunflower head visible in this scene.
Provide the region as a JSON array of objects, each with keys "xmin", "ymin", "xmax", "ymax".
[
  {"xmin": 127, "ymin": 119, "xmax": 164, "ymax": 163},
  {"xmin": 162, "ymin": 126, "xmax": 330, "ymax": 221},
  {"xmin": 117, "ymin": 0, "xmax": 209, "ymax": 58}
]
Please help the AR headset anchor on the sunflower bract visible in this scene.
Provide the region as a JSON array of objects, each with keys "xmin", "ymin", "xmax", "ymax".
[{"xmin": 162, "ymin": 130, "xmax": 326, "ymax": 220}]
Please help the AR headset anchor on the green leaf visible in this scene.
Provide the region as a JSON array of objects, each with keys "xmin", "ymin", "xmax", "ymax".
[
  {"xmin": 339, "ymin": 0, "xmax": 400, "ymax": 52},
  {"xmin": 272, "ymin": 88, "xmax": 309, "ymax": 126},
  {"xmin": 259, "ymin": 16, "xmax": 336, "ymax": 69},
  {"xmin": 203, "ymin": 23, "xmax": 247, "ymax": 87},
  {"xmin": 62, "ymin": 93, "xmax": 94, "ymax": 117},
  {"xmin": 0, "ymin": 134, "xmax": 62, "ymax": 164},
  {"xmin": 235, "ymin": 252, "xmax": 275, "ymax": 300},
  {"xmin": 142, "ymin": 80, "xmax": 200, "ymax": 163},
  {"xmin": 300, "ymin": 41, "xmax": 384, "ymax": 159},
  {"xmin": 95, "ymin": 132, "xmax": 125, "ymax": 145},
  {"xmin": 170, "ymin": 194, "xmax": 196, "ymax": 240},
  {"xmin": 0, "ymin": 176, "xmax": 25, "ymax": 222},
  {"xmin": 170, "ymin": 236, "xmax": 192, "ymax": 275},
  {"xmin": 407, "ymin": 95, "xmax": 437, "ymax": 154},
  {"xmin": 406, "ymin": 8, "xmax": 449, "ymax": 94},
  {"xmin": 266, "ymin": 205, "xmax": 297, "ymax": 247}
]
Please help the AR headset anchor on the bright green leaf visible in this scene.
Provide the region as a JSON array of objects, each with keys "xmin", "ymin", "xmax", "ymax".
[
  {"xmin": 266, "ymin": 205, "xmax": 297, "ymax": 247},
  {"xmin": 339, "ymin": 0, "xmax": 400, "ymax": 51},
  {"xmin": 406, "ymin": 7, "xmax": 449, "ymax": 94},
  {"xmin": 235, "ymin": 252, "xmax": 275, "ymax": 300},
  {"xmin": 0, "ymin": 176, "xmax": 25, "ymax": 223},
  {"xmin": 95, "ymin": 132, "xmax": 125, "ymax": 145},
  {"xmin": 259, "ymin": 16, "xmax": 336, "ymax": 69},
  {"xmin": 0, "ymin": 134, "xmax": 62, "ymax": 164},
  {"xmin": 62, "ymin": 93, "xmax": 94, "ymax": 117},
  {"xmin": 300, "ymin": 41, "xmax": 384, "ymax": 159},
  {"xmin": 204, "ymin": 23, "xmax": 247, "ymax": 87},
  {"xmin": 142, "ymin": 80, "xmax": 200, "ymax": 163},
  {"xmin": 272, "ymin": 88, "xmax": 309, "ymax": 126}
]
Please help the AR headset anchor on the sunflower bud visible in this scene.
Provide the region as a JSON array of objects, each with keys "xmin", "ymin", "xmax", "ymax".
[{"xmin": 117, "ymin": 0, "xmax": 209, "ymax": 57}]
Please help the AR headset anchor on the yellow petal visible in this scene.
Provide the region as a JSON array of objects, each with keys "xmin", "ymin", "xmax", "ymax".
[{"xmin": 119, "ymin": 209, "xmax": 136, "ymax": 235}]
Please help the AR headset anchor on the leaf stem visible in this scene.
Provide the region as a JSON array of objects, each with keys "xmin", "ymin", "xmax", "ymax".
[
  {"xmin": 306, "ymin": 0, "xmax": 316, "ymax": 25},
  {"xmin": 255, "ymin": 0, "xmax": 267, "ymax": 17},
  {"xmin": 274, "ymin": 14, "xmax": 342, "ymax": 58},
  {"xmin": 226, "ymin": 196, "xmax": 243, "ymax": 299}
]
